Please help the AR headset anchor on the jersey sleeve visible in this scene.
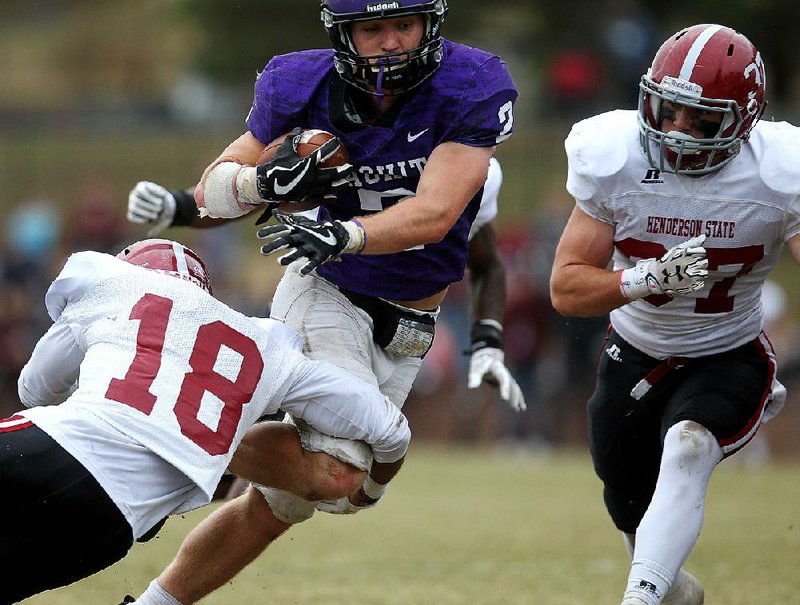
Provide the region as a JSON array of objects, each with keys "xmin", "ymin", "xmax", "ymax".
[
  {"xmin": 17, "ymin": 320, "xmax": 82, "ymax": 407},
  {"xmin": 245, "ymin": 51, "xmax": 328, "ymax": 145},
  {"xmin": 449, "ymin": 57, "xmax": 517, "ymax": 147},
  {"xmin": 278, "ymin": 355, "xmax": 411, "ymax": 463},
  {"xmin": 245, "ymin": 62, "xmax": 278, "ymax": 145}
]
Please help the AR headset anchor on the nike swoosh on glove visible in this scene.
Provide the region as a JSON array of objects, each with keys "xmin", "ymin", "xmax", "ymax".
[
  {"xmin": 256, "ymin": 128, "xmax": 353, "ymax": 204},
  {"xmin": 257, "ymin": 211, "xmax": 352, "ymax": 275},
  {"xmin": 468, "ymin": 347, "xmax": 527, "ymax": 412}
]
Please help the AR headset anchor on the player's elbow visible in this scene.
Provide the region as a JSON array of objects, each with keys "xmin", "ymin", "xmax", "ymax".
[
  {"xmin": 424, "ymin": 209, "xmax": 461, "ymax": 243},
  {"xmin": 549, "ymin": 279, "xmax": 584, "ymax": 317}
]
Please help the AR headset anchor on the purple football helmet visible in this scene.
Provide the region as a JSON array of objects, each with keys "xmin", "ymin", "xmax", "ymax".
[{"xmin": 320, "ymin": 0, "xmax": 448, "ymax": 96}]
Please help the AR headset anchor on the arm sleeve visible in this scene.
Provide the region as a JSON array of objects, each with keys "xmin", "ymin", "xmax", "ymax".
[
  {"xmin": 18, "ymin": 319, "xmax": 84, "ymax": 407},
  {"xmin": 278, "ymin": 357, "xmax": 411, "ymax": 463}
]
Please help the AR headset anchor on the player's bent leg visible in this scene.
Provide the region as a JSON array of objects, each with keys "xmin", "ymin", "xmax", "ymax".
[
  {"xmin": 623, "ymin": 421, "xmax": 718, "ymax": 604},
  {"xmin": 145, "ymin": 486, "xmax": 292, "ymax": 605}
]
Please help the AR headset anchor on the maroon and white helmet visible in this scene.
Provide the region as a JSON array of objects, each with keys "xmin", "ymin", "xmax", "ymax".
[
  {"xmin": 117, "ymin": 239, "xmax": 212, "ymax": 294},
  {"xmin": 638, "ymin": 24, "xmax": 767, "ymax": 175}
]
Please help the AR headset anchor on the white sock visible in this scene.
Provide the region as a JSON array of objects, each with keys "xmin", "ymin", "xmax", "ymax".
[
  {"xmin": 624, "ymin": 558, "xmax": 672, "ymax": 604},
  {"xmin": 136, "ymin": 579, "xmax": 183, "ymax": 605},
  {"xmin": 623, "ymin": 421, "xmax": 721, "ymax": 603}
]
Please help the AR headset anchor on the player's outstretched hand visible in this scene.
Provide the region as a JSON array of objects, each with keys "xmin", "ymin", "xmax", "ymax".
[
  {"xmin": 127, "ymin": 181, "xmax": 176, "ymax": 236},
  {"xmin": 256, "ymin": 128, "xmax": 352, "ymax": 204},
  {"xmin": 468, "ymin": 347, "xmax": 527, "ymax": 412},
  {"xmin": 257, "ymin": 211, "xmax": 354, "ymax": 275},
  {"xmin": 620, "ymin": 234, "xmax": 708, "ymax": 299}
]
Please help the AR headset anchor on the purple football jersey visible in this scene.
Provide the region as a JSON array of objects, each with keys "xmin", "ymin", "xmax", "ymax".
[{"xmin": 246, "ymin": 39, "xmax": 517, "ymax": 300}]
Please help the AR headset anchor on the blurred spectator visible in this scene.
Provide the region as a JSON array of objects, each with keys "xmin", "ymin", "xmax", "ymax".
[
  {"xmin": 63, "ymin": 178, "xmax": 127, "ymax": 253},
  {"xmin": 0, "ymin": 200, "xmax": 63, "ymax": 417},
  {"xmin": 545, "ymin": 50, "xmax": 603, "ymax": 121}
]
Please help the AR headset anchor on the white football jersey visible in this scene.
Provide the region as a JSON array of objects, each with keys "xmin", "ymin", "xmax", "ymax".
[
  {"xmin": 18, "ymin": 251, "xmax": 409, "ymax": 538},
  {"xmin": 566, "ymin": 110, "xmax": 800, "ymax": 358}
]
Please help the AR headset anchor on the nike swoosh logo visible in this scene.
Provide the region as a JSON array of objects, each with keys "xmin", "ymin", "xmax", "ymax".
[
  {"xmin": 407, "ymin": 129, "xmax": 429, "ymax": 143},
  {"xmin": 299, "ymin": 226, "xmax": 338, "ymax": 247},
  {"xmin": 273, "ymin": 163, "xmax": 310, "ymax": 197}
]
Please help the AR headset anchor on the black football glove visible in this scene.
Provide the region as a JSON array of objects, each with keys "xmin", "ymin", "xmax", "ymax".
[
  {"xmin": 258, "ymin": 211, "xmax": 354, "ymax": 275},
  {"xmin": 255, "ymin": 127, "xmax": 352, "ymax": 205}
]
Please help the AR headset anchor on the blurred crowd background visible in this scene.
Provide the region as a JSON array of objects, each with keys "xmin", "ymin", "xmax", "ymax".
[{"xmin": 2, "ymin": 0, "xmax": 800, "ymax": 458}]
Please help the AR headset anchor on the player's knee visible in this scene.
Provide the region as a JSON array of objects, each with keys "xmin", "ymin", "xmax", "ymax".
[
  {"xmin": 663, "ymin": 420, "xmax": 718, "ymax": 467},
  {"xmin": 303, "ymin": 451, "xmax": 366, "ymax": 501}
]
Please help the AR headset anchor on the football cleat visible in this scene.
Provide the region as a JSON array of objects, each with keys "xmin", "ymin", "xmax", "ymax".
[
  {"xmin": 116, "ymin": 596, "xmax": 136, "ymax": 604},
  {"xmin": 620, "ymin": 597, "xmax": 650, "ymax": 605},
  {"xmin": 662, "ymin": 569, "xmax": 705, "ymax": 605}
]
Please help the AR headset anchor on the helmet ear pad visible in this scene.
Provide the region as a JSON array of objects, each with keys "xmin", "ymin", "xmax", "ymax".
[
  {"xmin": 320, "ymin": 0, "xmax": 448, "ymax": 96},
  {"xmin": 117, "ymin": 239, "xmax": 212, "ymax": 294},
  {"xmin": 637, "ymin": 23, "xmax": 767, "ymax": 175}
]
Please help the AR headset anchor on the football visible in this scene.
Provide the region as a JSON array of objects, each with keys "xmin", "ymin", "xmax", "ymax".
[{"xmin": 256, "ymin": 128, "xmax": 349, "ymax": 168}]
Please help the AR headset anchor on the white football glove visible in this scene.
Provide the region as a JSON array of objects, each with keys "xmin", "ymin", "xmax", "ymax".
[
  {"xmin": 467, "ymin": 347, "xmax": 527, "ymax": 412},
  {"xmin": 315, "ymin": 475, "xmax": 386, "ymax": 515},
  {"xmin": 620, "ymin": 234, "xmax": 708, "ymax": 300},
  {"xmin": 316, "ymin": 496, "xmax": 374, "ymax": 515},
  {"xmin": 127, "ymin": 181, "xmax": 177, "ymax": 236}
]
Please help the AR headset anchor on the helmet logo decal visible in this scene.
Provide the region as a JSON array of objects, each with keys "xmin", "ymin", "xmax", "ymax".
[
  {"xmin": 366, "ymin": 2, "xmax": 400, "ymax": 10},
  {"xmin": 661, "ymin": 76, "xmax": 703, "ymax": 100},
  {"xmin": 743, "ymin": 51, "xmax": 766, "ymax": 114}
]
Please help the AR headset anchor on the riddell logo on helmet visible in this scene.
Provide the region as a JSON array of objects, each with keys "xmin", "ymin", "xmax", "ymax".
[
  {"xmin": 661, "ymin": 76, "xmax": 703, "ymax": 99},
  {"xmin": 366, "ymin": 2, "xmax": 400, "ymax": 10}
]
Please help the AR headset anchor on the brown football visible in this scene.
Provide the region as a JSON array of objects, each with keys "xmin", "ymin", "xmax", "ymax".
[{"xmin": 255, "ymin": 129, "xmax": 349, "ymax": 168}]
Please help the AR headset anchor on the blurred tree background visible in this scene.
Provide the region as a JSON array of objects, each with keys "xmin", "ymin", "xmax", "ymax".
[{"xmin": 2, "ymin": 0, "xmax": 800, "ymax": 454}]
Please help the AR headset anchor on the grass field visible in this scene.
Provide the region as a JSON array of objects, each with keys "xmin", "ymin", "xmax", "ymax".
[{"xmin": 22, "ymin": 445, "xmax": 800, "ymax": 605}]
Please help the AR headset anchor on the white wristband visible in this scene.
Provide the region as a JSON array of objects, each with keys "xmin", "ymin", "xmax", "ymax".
[
  {"xmin": 362, "ymin": 476, "xmax": 387, "ymax": 500},
  {"xmin": 235, "ymin": 165, "xmax": 263, "ymax": 206},
  {"xmin": 619, "ymin": 261, "xmax": 654, "ymax": 300},
  {"xmin": 342, "ymin": 219, "xmax": 366, "ymax": 253}
]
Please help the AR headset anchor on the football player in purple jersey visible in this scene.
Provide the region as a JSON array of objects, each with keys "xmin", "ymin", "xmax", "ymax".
[
  {"xmin": 550, "ymin": 24, "xmax": 796, "ymax": 605},
  {"xmin": 126, "ymin": 1, "xmax": 518, "ymax": 603}
]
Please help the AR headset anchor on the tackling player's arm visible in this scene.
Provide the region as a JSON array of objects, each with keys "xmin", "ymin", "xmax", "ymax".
[{"xmin": 18, "ymin": 320, "xmax": 83, "ymax": 407}]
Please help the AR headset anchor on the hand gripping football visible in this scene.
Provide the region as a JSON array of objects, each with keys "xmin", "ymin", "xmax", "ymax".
[
  {"xmin": 256, "ymin": 129, "xmax": 349, "ymax": 213},
  {"xmin": 256, "ymin": 128, "xmax": 349, "ymax": 167}
]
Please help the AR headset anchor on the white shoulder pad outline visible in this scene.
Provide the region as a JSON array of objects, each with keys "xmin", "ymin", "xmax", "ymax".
[
  {"xmin": 756, "ymin": 120, "xmax": 800, "ymax": 196},
  {"xmin": 44, "ymin": 252, "xmax": 136, "ymax": 321},
  {"xmin": 565, "ymin": 110, "xmax": 633, "ymax": 201}
]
